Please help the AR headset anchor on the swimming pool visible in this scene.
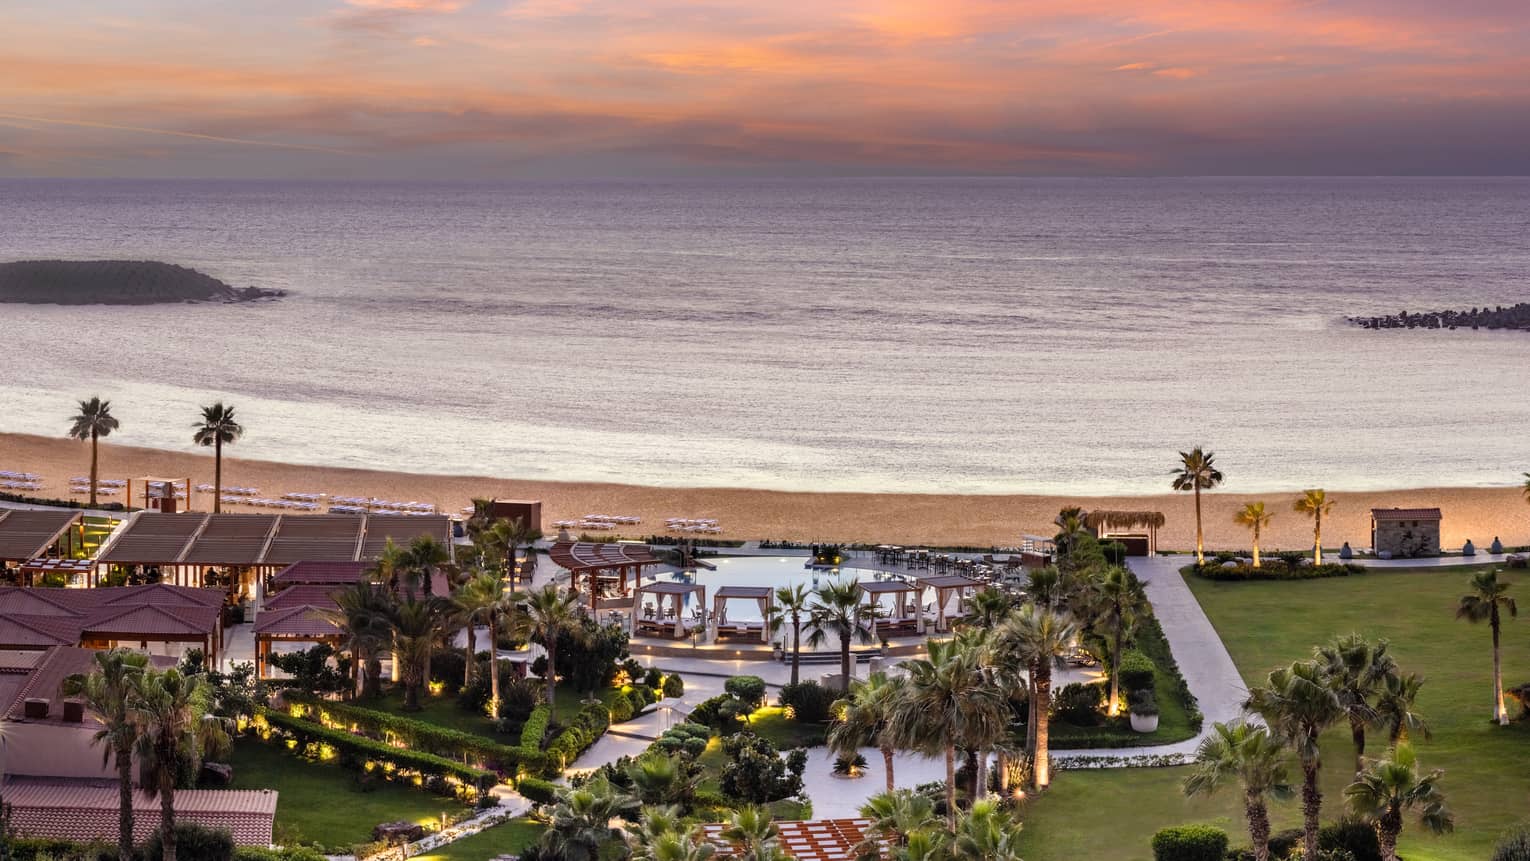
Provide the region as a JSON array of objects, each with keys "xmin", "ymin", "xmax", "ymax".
[{"xmin": 635, "ymin": 555, "xmax": 914, "ymax": 623}]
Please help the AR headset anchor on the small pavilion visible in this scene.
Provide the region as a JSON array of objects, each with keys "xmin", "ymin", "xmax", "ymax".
[
  {"xmin": 550, "ymin": 541, "xmax": 662, "ymax": 611},
  {"xmin": 253, "ymin": 604, "xmax": 342, "ymax": 680},
  {"xmin": 858, "ymin": 579, "xmax": 923, "ymax": 635},
  {"xmin": 916, "ymin": 573, "xmax": 982, "ymax": 633},
  {"xmin": 0, "ymin": 511, "xmax": 86, "ymax": 579},
  {"xmin": 631, "ymin": 581, "xmax": 704, "ymax": 639},
  {"xmin": 708, "ymin": 586, "xmax": 773, "ymax": 643},
  {"xmin": 1084, "ymin": 510, "xmax": 1165, "ymax": 556}
]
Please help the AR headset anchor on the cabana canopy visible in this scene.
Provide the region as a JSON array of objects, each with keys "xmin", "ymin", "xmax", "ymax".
[
  {"xmin": 0, "ymin": 510, "xmax": 84, "ymax": 564},
  {"xmin": 631, "ymin": 581, "xmax": 704, "ymax": 639},
  {"xmin": 915, "ymin": 573, "xmax": 981, "ymax": 633},
  {"xmin": 709, "ymin": 586, "xmax": 773, "ymax": 643}
]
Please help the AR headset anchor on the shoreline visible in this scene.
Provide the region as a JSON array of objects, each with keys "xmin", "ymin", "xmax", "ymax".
[{"xmin": 2, "ymin": 432, "xmax": 1525, "ymax": 549}]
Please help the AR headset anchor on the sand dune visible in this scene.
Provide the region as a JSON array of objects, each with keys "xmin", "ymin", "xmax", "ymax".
[{"xmin": 2, "ymin": 432, "xmax": 1525, "ymax": 551}]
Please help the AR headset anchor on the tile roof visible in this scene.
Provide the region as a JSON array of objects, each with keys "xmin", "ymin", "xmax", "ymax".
[
  {"xmin": 701, "ymin": 818, "xmax": 880, "ymax": 861},
  {"xmin": 1371, "ymin": 507, "xmax": 1443, "ymax": 520},
  {"xmin": 253, "ymin": 604, "xmax": 340, "ymax": 638},
  {"xmin": 0, "ymin": 585, "xmax": 222, "ymax": 649},
  {"xmin": 0, "ymin": 614, "xmax": 84, "ymax": 649},
  {"xmin": 271, "ymin": 560, "xmax": 370, "ymax": 587},
  {"xmin": 3, "ymin": 777, "xmax": 276, "ymax": 846}
]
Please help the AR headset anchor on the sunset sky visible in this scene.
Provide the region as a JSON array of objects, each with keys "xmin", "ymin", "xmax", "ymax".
[{"xmin": 3, "ymin": 0, "xmax": 1529, "ymax": 178}]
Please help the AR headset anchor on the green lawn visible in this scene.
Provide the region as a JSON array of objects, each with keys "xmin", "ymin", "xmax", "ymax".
[
  {"xmin": 371, "ymin": 687, "xmax": 507, "ymax": 740},
  {"xmin": 226, "ymin": 739, "xmax": 470, "ymax": 852},
  {"xmin": 746, "ymin": 706, "xmax": 828, "ymax": 748},
  {"xmin": 413, "ymin": 817, "xmax": 542, "ymax": 861},
  {"xmin": 1018, "ymin": 564, "xmax": 1530, "ymax": 861},
  {"xmin": 1048, "ymin": 659, "xmax": 1198, "ymax": 750}
]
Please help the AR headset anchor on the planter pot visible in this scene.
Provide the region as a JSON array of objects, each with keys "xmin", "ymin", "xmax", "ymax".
[{"xmin": 1129, "ymin": 712, "xmax": 1159, "ymax": 733}]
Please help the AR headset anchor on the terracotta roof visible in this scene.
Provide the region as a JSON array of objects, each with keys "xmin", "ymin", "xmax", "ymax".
[
  {"xmin": 271, "ymin": 560, "xmax": 370, "ymax": 587},
  {"xmin": 3, "ymin": 776, "xmax": 276, "ymax": 846},
  {"xmin": 0, "ymin": 614, "xmax": 83, "ymax": 649},
  {"xmin": 0, "ymin": 585, "xmax": 222, "ymax": 649},
  {"xmin": 83, "ymin": 604, "xmax": 220, "ymax": 638},
  {"xmin": 1371, "ymin": 508, "xmax": 1442, "ymax": 520},
  {"xmin": 549, "ymin": 541, "xmax": 660, "ymax": 572},
  {"xmin": 253, "ymin": 604, "xmax": 341, "ymax": 638},
  {"xmin": 0, "ymin": 510, "xmax": 83, "ymax": 563},
  {"xmin": 702, "ymin": 818, "xmax": 880, "ymax": 861},
  {"xmin": 264, "ymin": 585, "xmax": 344, "ymax": 611},
  {"xmin": 3, "ymin": 645, "xmax": 100, "ymax": 724}
]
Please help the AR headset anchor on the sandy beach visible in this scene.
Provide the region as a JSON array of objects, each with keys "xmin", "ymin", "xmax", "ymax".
[{"xmin": 2, "ymin": 432, "xmax": 1525, "ymax": 551}]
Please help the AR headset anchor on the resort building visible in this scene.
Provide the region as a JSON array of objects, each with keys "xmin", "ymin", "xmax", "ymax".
[
  {"xmin": 1370, "ymin": 507, "xmax": 1442, "ymax": 558},
  {"xmin": 0, "ymin": 584, "xmax": 224, "ymax": 662}
]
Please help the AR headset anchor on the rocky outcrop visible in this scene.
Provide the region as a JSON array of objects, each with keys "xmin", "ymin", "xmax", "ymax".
[
  {"xmin": 0, "ymin": 260, "xmax": 284, "ymax": 305},
  {"xmin": 1349, "ymin": 303, "xmax": 1530, "ymax": 332}
]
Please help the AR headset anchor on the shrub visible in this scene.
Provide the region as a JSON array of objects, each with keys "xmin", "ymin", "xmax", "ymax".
[
  {"xmin": 518, "ymin": 776, "xmax": 559, "ymax": 804},
  {"xmin": 643, "ymin": 667, "xmax": 663, "ymax": 688},
  {"xmin": 543, "ymin": 702, "xmax": 611, "ymax": 773},
  {"xmin": 1136, "ymin": 613, "xmax": 1202, "ymax": 731},
  {"xmin": 234, "ymin": 848, "xmax": 329, "ymax": 861},
  {"xmin": 1052, "ymin": 682, "xmax": 1105, "ymax": 726},
  {"xmin": 1318, "ymin": 818, "xmax": 1382, "ymax": 861},
  {"xmin": 610, "ymin": 692, "xmax": 636, "ymax": 723},
  {"xmin": 726, "ymin": 676, "xmax": 768, "ymax": 708},
  {"xmin": 1188, "ymin": 560, "xmax": 1365, "ymax": 582},
  {"xmin": 144, "ymin": 823, "xmax": 234, "ymax": 861},
  {"xmin": 254, "ymin": 707, "xmax": 500, "ymax": 794},
  {"xmin": 430, "ymin": 652, "xmax": 467, "ymax": 694},
  {"xmin": 520, "ymin": 704, "xmax": 552, "ymax": 751},
  {"xmin": 778, "ymin": 681, "xmax": 836, "ymax": 724},
  {"xmin": 832, "ymin": 753, "xmax": 868, "ymax": 775},
  {"xmin": 661, "ymin": 673, "xmax": 684, "ymax": 698},
  {"xmin": 1116, "ymin": 649, "xmax": 1157, "ymax": 693},
  {"xmin": 1268, "ymin": 829, "xmax": 1303, "ymax": 858},
  {"xmin": 1494, "ymin": 829, "xmax": 1530, "ymax": 861},
  {"xmin": 719, "ymin": 732, "xmax": 804, "ymax": 803},
  {"xmin": 458, "ymin": 662, "xmax": 536, "ymax": 718},
  {"xmin": 690, "ymin": 694, "xmax": 749, "ymax": 733},
  {"xmin": 1150, "ymin": 825, "xmax": 1228, "ymax": 861},
  {"xmin": 1129, "ymin": 688, "xmax": 1159, "ymax": 717},
  {"xmin": 631, "ymin": 684, "xmax": 658, "ymax": 707}
]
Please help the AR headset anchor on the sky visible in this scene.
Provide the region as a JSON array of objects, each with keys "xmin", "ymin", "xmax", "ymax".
[{"xmin": 2, "ymin": 0, "xmax": 1529, "ymax": 178}]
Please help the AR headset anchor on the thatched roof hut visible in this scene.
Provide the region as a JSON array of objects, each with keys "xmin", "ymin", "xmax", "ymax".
[{"xmin": 1082, "ymin": 510, "xmax": 1165, "ymax": 555}]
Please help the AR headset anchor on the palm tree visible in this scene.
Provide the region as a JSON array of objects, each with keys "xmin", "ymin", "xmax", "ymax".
[
  {"xmin": 628, "ymin": 755, "xmax": 703, "ymax": 809},
  {"xmin": 1053, "ymin": 506, "xmax": 1089, "ymax": 562},
  {"xmin": 769, "ymin": 584, "xmax": 811, "ymax": 686},
  {"xmin": 807, "ymin": 580, "xmax": 879, "ymax": 694},
  {"xmin": 324, "ymin": 579, "xmax": 393, "ymax": 698},
  {"xmin": 516, "ymin": 584, "xmax": 585, "ymax": 710},
  {"xmin": 951, "ymin": 799, "xmax": 1027, "ymax": 861},
  {"xmin": 963, "ymin": 587, "xmax": 1013, "ymax": 630},
  {"xmin": 1234, "ymin": 502, "xmax": 1273, "ymax": 568},
  {"xmin": 1092, "ymin": 565, "xmax": 1147, "ymax": 716},
  {"xmin": 191, "ymin": 402, "xmax": 243, "ymax": 513},
  {"xmin": 1456, "ymin": 568, "xmax": 1517, "ymax": 725},
  {"xmin": 130, "ymin": 668, "xmax": 230, "ymax": 861},
  {"xmin": 390, "ymin": 596, "xmax": 443, "ymax": 711},
  {"xmin": 1025, "ymin": 568, "xmax": 1061, "ymax": 610},
  {"xmin": 1245, "ymin": 659, "xmax": 1345, "ymax": 861},
  {"xmin": 991, "ymin": 603, "xmax": 1077, "ymax": 789},
  {"xmin": 891, "ymin": 638, "xmax": 1007, "ymax": 826},
  {"xmin": 717, "ymin": 805, "xmax": 791, "ymax": 861},
  {"xmin": 1316, "ymin": 634, "xmax": 1398, "ymax": 772},
  {"xmin": 628, "ymin": 805, "xmax": 716, "ymax": 861},
  {"xmin": 1374, "ymin": 673, "xmax": 1431, "ymax": 746},
  {"xmin": 67, "ymin": 397, "xmax": 120, "ymax": 508},
  {"xmin": 1344, "ymin": 744, "xmax": 1453, "ymax": 861},
  {"xmin": 62, "ymin": 648, "xmax": 149, "ymax": 861},
  {"xmin": 829, "ymin": 671, "xmax": 907, "ymax": 793},
  {"xmin": 1171, "ymin": 447, "xmax": 1224, "ymax": 565},
  {"xmin": 1183, "ymin": 721, "xmax": 1293, "ymax": 861},
  {"xmin": 857, "ymin": 790, "xmax": 942, "ymax": 861},
  {"xmin": 402, "ymin": 535, "xmax": 451, "ymax": 598},
  {"xmin": 1293, "ymin": 488, "xmax": 1335, "ymax": 566},
  {"xmin": 452, "ymin": 573, "xmax": 502, "ymax": 690},
  {"xmin": 539, "ymin": 781, "xmax": 637, "ymax": 861}
]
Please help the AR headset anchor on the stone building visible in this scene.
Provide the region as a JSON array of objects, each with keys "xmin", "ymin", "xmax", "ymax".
[{"xmin": 1370, "ymin": 508, "xmax": 1441, "ymax": 558}]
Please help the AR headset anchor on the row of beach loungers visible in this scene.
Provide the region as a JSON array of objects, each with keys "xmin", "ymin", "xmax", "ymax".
[
  {"xmin": 667, "ymin": 518, "xmax": 723, "ymax": 534},
  {"xmin": 1, "ymin": 469, "xmax": 43, "ymax": 492},
  {"xmin": 554, "ymin": 513, "xmax": 644, "ymax": 531}
]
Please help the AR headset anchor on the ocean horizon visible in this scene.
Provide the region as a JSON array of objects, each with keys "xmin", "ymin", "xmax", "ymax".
[{"xmin": 2, "ymin": 176, "xmax": 1528, "ymax": 496}]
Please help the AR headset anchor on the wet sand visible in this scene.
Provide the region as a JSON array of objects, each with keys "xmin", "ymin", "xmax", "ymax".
[{"xmin": 2, "ymin": 432, "xmax": 1525, "ymax": 550}]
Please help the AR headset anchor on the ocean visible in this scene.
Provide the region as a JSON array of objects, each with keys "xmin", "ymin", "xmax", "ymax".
[{"xmin": 1, "ymin": 176, "xmax": 1527, "ymax": 495}]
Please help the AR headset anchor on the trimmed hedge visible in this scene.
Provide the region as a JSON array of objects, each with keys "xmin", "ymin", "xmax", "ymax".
[
  {"xmin": 520, "ymin": 704, "xmax": 552, "ymax": 750},
  {"xmin": 1116, "ymin": 649, "xmax": 1157, "ymax": 693},
  {"xmin": 517, "ymin": 775, "xmax": 559, "ymax": 804},
  {"xmin": 662, "ymin": 673, "xmax": 684, "ymax": 698},
  {"xmin": 1136, "ymin": 614, "xmax": 1202, "ymax": 732},
  {"xmin": 280, "ymin": 691, "xmax": 544, "ymax": 774},
  {"xmin": 543, "ymin": 701, "xmax": 611, "ymax": 774},
  {"xmin": 1150, "ymin": 825, "xmax": 1228, "ymax": 861},
  {"xmin": 255, "ymin": 707, "xmax": 497, "ymax": 794},
  {"xmin": 1186, "ymin": 561, "xmax": 1365, "ymax": 581},
  {"xmin": 235, "ymin": 849, "xmax": 329, "ymax": 861}
]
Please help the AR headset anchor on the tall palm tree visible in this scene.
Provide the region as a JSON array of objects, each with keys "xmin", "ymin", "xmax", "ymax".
[
  {"xmin": 1053, "ymin": 506, "xmax": 1089, "ymax": 563},
  {"xmin": 856, "ymin": 790, "xmax": 942, "ymax": 861},
  {"xmin": 1374, "ymin": 673, "xmax": 1431, "ymax": 746},
  {"xmin": 1025, "ymin": 568, "xmax": 1061, "ymax": 610},
  {"xmin": 807, "ymin": 580, "xmax": 879, "ymax": 694},
  {"xmin": 768, "ymin": 584, "xmax": 812, "ymax": 686},
  {"xmin": 891, "ymin": 638, "xmax": 1007, "ymax": 827},
  {"xmin": 950, "ymin": 799, "xmax": 1027, "ymax": 861},
  {"xmin": 963, "ymin": 587, "xmax": 1013, "ymax": 630},
  {"xmin": 452, "ymin": 573, "xmax": 502, "ymax": 690},
  {"xmin": 1171, "ymin": 447, "xmax": 1224, "ymax": 565},
  {"xmin": 191, "ymin": 402, "xmax": 243, "ymax": 513},
  {"xmin": 516, "ymin": 584, "xmax": 585, "ymax": 710},
  {"xmin": 539, "ymin": 781, "xmax": 638, "ymax": 861},
  {"xmin": 1456, "ymin": 568, "xmax": 1517, "ymax": 725},
  {"xmin": 403, "ymin": 534, "xmax": 451, "ymax": 598},
  {"xmin": 389, "ymin": 596, "xmax": 443, "ymax": 711},
  {"xmin": 1316, "ymin": 634, "xmax": 1398, "ymax": 772},
  {"xmin": 67, "ymin": 396, "xmax": 119, "ymax": 508},
  {"xmin": 1234, "ymin": 502, "xmax": 1273, "ymax": 568},
  {"xmin": 829, "ymin": 671, "xmax": 907, "ymax": 793},
  {"xmin": 130, "ymin": 668, "xmax": 230, "ymax": 861},
  {"xmin": 1183, "ymin": 721, "xmax": 1294, "ymax": 861},
  {"xmin": 717, "ymin": 805, "xmax": 791, "ymax": 861},
  {"xmin": 1092, "ymin": 565, "xmax": 1147, "ymax": 716},
  {"xmin": 324, "ymin": 579, "xmax": 393, "ymax": 699},
  {"xmin": 1293, "ymin": 488, "xmax": 1335, "ymax": 566},
  {"xmin": 628, "ymin": 805, "xmax": 716, "ymax": 861},
  {"xmin": 62, "ymin": 648, "xmax": 149, "ymax": 861},
  {"xmin": 1343, "ymin": 744, "xmax": 1453, "ymax": 861},
  {"xmin": 1245, "ymin": 659, "xmax": 1345, "ymax": 861},
  {"xmin": 991, "ymin": 603, "xmax": 1078, "ymax": 789}
]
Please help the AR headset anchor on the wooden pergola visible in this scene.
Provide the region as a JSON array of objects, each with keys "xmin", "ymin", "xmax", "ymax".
[
  {"xmin": 916, "ymin": 573, "xmax": 981, "ymax": 633},
  {"xmin": 253, "ymin": 604, "xmax": 342, "ymax": 680},
  {"xmin": 709, "ymin": 586, "xmax": 773, "ymax": 643},
  {"xmin": 550, "ymin": 541, "xmax": 661, "ymax": 611},
  {"xmin": 0, "ymin": 510, "xmax": 85, "ymax": 573},
  {"xmin": 1084, "ymin": 510, "xmax": 1165, "ymax": 556},
  {"xmin": 631, "ymin": 581, "xmax": 704, "ymax": 639},
  {"xmin": 858, "ymin": 579, "xmax": 923, "ymax": 635}
]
